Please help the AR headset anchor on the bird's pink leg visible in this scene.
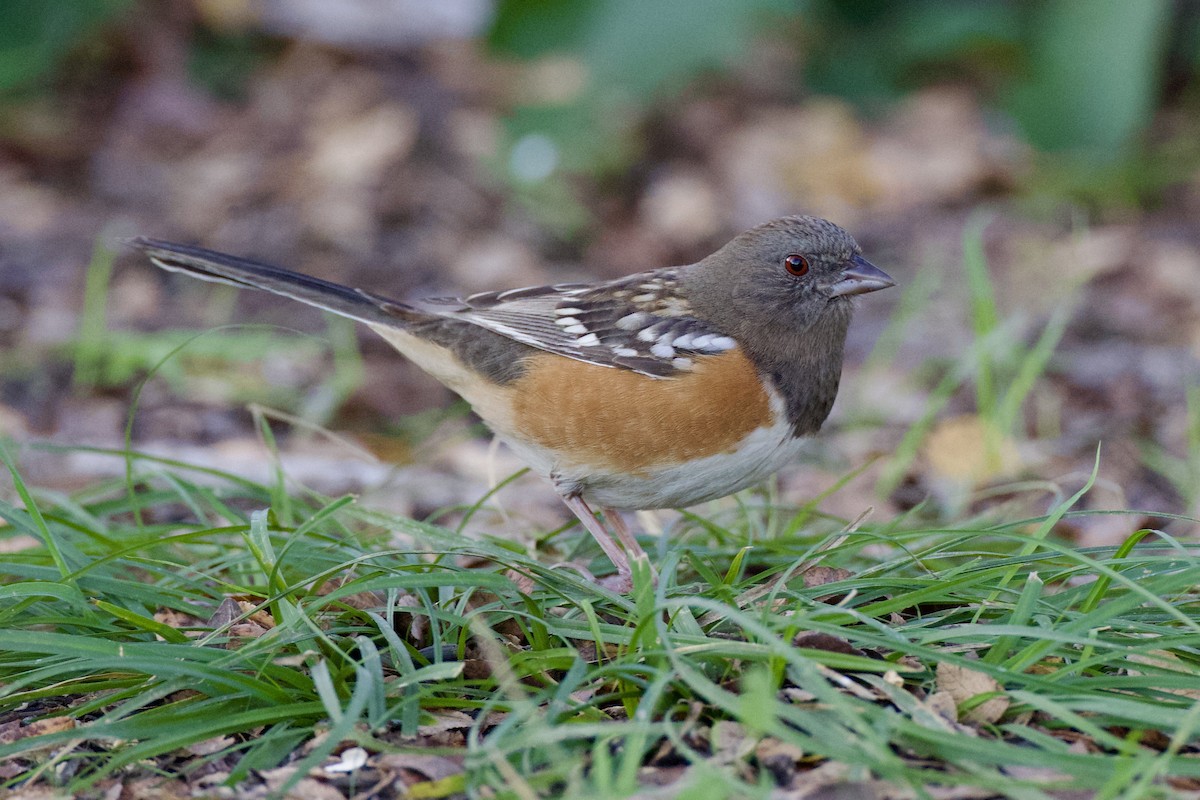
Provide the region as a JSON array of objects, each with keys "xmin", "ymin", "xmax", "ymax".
[
  {"xmin": 560, "ymin": 494, "xmax": 633, "ymax": 592},
  {"xmin": 600, "ymin": 508, "xmax": 656, "ymax": 585}
]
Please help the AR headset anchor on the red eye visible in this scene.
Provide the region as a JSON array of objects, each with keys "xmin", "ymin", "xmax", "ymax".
[{"xmin": 784, "ymin": 254, "xmax": 809, "ymax": 276}]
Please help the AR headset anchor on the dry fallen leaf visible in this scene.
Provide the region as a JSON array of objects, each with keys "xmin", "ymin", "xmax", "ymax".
[
  {"xmin": 207, "ymin": 596, "xmax": 240, "ymax": 630},
  {"xmin": 416, "ymin": 710, "xmax": 475, "ymax": 737},
  {"xmin": 0, "ymin": 715, "xmax": 75, "ymax": 748},
  {"xmin": 867, "ymin": 86, "xmax": 1005, "ymax": 214},
  {"xmin": 376, "ymin": 752, "xmax": 464, "ymax": 783},
  {"xmin": 503, "ymin": 568, "xmax": 536, "ymax": 595},
  {"xmin": 236, "ymin": 598, "xmax": 277, "ymax": 629},
  {"xmin": 1125, "ymin": 650, "xmax": 1200, "ymax": 700},
  {"xmin": 258, "ymin": 765, "xmax": 346, "ymax": 800},
  {"xmin": 123, "ymin": 777, "xmax": 192, "ymax": 800},
  {"xmin": 640, "ymin": 170, "xmax": 722, "ymax": 247},
  {"xmin": 228, "ymin": 622, "xmax": 271, "ymax": 640},
  {"xmin": 315, "ymin": 574, "xmax": 385, "ymax": 610},
  {"xmin": 792, "ymin": 631, "xmax": 866, "ymax": 659},
  {"xmin": 801, "ymin": 566, "xmax": 854, "ymax": 588},
  {"xmin": 304, "ymin": 102, "xmax": 420, "ymax": 245},
  {"xmin": 205, "ymin": 596, "xmax": 276, "ymax": 647},
  {"xmin": 153, "ymin": 608, "xmax": 207, "ymax": 635},
  {"xmin": 719, "ymin": 101, "xmax": 876, "ymax": 228},
  {"xmin": 936, "ymin": 662, "xmax": 1010, "ymax": 724},
  {"xmin": 184, "ymin": 735, "xmax": 234, "ymax": 757},
  {"xmin": 924, "ymin": 414, "xmax": 1022, "ymax": 489},
  {"xmin": 23, "ymin": 716, "xmax": 76, "ymax": 738}
]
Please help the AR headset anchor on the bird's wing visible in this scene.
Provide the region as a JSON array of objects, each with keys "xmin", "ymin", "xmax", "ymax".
[{"xmin": 419, "ymin": 270, "xmax": 738, "ymax": 377}]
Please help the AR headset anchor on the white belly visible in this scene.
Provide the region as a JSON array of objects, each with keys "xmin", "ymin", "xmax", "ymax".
[{"xmin": 577, "ymin": 415, "xmax": 806, "ymax": 509}]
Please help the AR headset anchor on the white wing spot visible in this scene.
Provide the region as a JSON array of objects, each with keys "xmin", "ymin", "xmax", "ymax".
[
  {"xmin": 672, "ymin": 357, "xmax": 694, "ymax": 370},
  {"xmin": 636, "ymin": 327, "xmax": 658, "ymax": 343},
  {"xmin": 554, "ymin": 317, "xmax": 580, "ymax": 327},
  {"xmin": 613, "ymin": 346, "xmax": 638, "ymax": 357},
  {"xmin": 616, "ymin": 312, "xmax": 651, "ymax": 330},
  {"xmin": 562, "ymin": 324, "xmax": 588, "ymax": 334},
  {"xmin": 631, "ymin": 293, "xmax": 657, "ymax": 303},
  {"xmin": 708, "ymin": 336, "xmax": 737, "ymax": 351},
  {"xmin": 691, "ymin": 334, "xmax": 714, "ymax": 350},
  {"xmin": 650, "ymin": 342, "xmax": 675, "ymax": 358},
  {"xmin": 671, "ymin": 333, "xmax": 695, "ymax": 349},
  {"xmin": 577, "ymin": 333, "xmax": 601, "ymax": 347},
  {"xmin": 556, "ymin": 307, "xmax": 583, "ymax": 315}
]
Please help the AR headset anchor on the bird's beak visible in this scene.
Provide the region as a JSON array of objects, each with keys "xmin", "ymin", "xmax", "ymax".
[{"xmin": 829, "ymin": 254, "xmax": 895, "ymax": 297}]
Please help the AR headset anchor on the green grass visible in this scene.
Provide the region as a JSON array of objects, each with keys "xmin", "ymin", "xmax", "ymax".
[
  {"xmin": 1, "ymin": 440, "xmax": 1198, "ymax": 798},
  {"xmin": 4, "ymin": 221, "xmax": 1200, "ymax": 798}
]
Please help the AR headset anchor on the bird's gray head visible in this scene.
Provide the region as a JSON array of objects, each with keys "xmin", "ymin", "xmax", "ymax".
[{"xmin": 682, "ymin": 215, "xmax": 894, "ymax": 354}]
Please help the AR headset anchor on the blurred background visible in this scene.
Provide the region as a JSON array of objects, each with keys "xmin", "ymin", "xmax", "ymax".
[{"xmin": 1, "ymin": 0, "xmax": 1199, "ymax": 543}]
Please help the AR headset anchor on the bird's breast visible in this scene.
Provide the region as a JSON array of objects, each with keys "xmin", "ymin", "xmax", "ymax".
[{"xmin": 509, "ymin": 348, "xmax": 776, "ymax": 475}]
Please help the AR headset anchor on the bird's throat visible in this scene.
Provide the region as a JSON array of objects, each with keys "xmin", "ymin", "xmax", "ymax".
[{"xmin": 745, "ymin": 302, "xmax": 853, "ymax": 437}]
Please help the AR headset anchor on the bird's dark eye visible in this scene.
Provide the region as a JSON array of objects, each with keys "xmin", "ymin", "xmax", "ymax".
[{"xmin": 783, "ymin": 254, "xmax": 809, "ymax": 276}]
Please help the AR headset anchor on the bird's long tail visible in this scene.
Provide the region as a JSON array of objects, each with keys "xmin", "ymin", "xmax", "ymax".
[{"xmin": 128, "ymin": 237, "xmax": 418, "ymax": 327}]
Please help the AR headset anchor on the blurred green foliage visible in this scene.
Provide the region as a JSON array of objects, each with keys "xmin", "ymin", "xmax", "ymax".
[
  {"xmin": 187, "ymin": 29, "xmax": 277, "ymax": 101},
  {"xmin": 799, "ymin": 0, "xmax": 1192, "ymax": 210},
  {"xmin": 0, "ymin": 0, "xmax": 129, "ymax": 95},
  {"xmin": 488, "ymin": 0, "xmax": 794, "ymax": 233},
  {"xmin": 491, "ymin": 0, "xmax": 794, "ymax": 98},
  {"xmin": 0, "ymin": 0, "xmax": 270, "ymax": 103},
  {"xmin": 803, "ymin": 0, "xmax": 1175, "ymax": 158},
  {"xmin": 491, "ymin": 0, "xmax": 1198, "ymax": 194},
  {"xmin": 802, "ymin": 0, "xmax": 1023, "ymax": 104},
  {"xmin": 1007, "ymin": 0, "xmax": 1171, "ymax": 153}
]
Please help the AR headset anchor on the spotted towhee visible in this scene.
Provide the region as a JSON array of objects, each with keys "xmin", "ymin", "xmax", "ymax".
[{"xmin": 131, "ymin": 216, "xmax": 894, "ymax": 591}]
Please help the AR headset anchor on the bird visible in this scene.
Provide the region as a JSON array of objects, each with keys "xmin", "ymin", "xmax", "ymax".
[{"xmin": 130, "ymin": 215, "xmax": 894, "ymax": 591}]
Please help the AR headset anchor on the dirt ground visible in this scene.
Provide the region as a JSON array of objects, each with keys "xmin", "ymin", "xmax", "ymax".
[{"xmin": 2, "ymin": 4, "xmax": 1199, "ymax": 546}]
